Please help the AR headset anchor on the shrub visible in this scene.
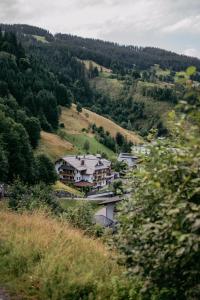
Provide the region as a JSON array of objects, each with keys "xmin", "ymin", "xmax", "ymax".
[
  {"xmin": 64, "ymin": 201, "xmax": 94, "ymax": 233},
  {"xmin": 114, "ymin": 102, "xmax": 200, "ymax": 299},
  {"xmin": 8, "ymin": 179, "xmax": 62, "ymax": 214}
]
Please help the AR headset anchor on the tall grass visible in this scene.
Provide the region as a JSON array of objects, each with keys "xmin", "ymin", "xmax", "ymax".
[{"xmin": 0, "ymin": 210, "xmax": 128, "ymax": 299}]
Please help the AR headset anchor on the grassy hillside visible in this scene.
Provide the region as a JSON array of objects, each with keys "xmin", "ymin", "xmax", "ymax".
[
  {"xmin": 36, "ymin": 131, "xmax": 75, "ymax": 160},
  {"xmin": 32, "ymin": 35, "xmax": 49, "ymax": 43},
  {"xmin": 60, "ymin": 104, "xmax": 142, "ymax": 144},
  {"xmin": 36, "ymin": 104, "xmax": 141, "ymax": 162},
  {"xmin": 53, "ymin": 181, "xmax": 83, "ymax": 197},
  {"xmin": 91, "ymin": 76, "xmax": 123, "ymax": 99},
  {"xmin": 0, "ymin": 210, "xmax": 125, "ymax": 299},
  {"xmin": 81, "ymin": 59, "xmax": 112, "ymax": 73}
]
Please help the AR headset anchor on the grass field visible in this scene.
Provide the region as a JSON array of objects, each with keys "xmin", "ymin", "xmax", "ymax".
[
  {"xmin": 0, "ymin": 210, "xmax": 126, "ymax": 299},
  {"xmin": 32, "ymin": 35, "xmax": 49, "ymax": 43},
  {"xmin": 59, "ymin": 198, "xmax": 100, "ymax": 212},
  {"xmin": 90, "ymin": 76, "xmax": 123, "ymax": 99},
  {"xmin": 53, "ymin": 181, "xmax": 83, "ymax": 197},
  {"xmin": 61, "ymin": 105, "xmax": 142, "ymax": 144},
  {"xmin": 81, "ymin": 59, "xmax": 112, "ymax": 74},
  {"xmin": 36, "ymin": 105, "xmax": 141, "ymax": 161},
  {"xmin": 36, "ymin": 131, "xmax": 75, "ymax": 160},
  {"xmin": 63, "ymin": 132, "xmax": 115, "ymax": 158}
]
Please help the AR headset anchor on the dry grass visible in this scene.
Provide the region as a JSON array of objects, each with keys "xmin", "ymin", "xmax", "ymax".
[
  {"xmin": 32, "ymin": 35, "xmax": 49, "ymax": 43},
  {"xmin": 80, "ymin": 59, "xmax": 112, "ymax": 73},
  {"xmin": 53, "ymin": 181, "xmax": 83, "ymax": 196},
  {"xmin": 36, "ymin": 131, "xmax": 75, "ymax": 160},
  {"xmin": 0, "ymin": 210, "xmax": 124, "ymax": 299},
  {"xmin": 90, "ymin": 76, "xmax": 123, "ymax": 99},
  {"xmin": 61, "ymin": 104, "xmax": 142, "ymax": 144},
  {"xmin": 60, "ymin": 106, "xmax": 90, "ymax": 135},
  {"xmin": 36, "ymin": 105, "xmax": 141, "ymax": 160}
]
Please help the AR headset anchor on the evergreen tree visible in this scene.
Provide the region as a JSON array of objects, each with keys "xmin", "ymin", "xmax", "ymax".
[{"xmin": 35, "ymin": 154, "xmax": 57, "ymax": 184}]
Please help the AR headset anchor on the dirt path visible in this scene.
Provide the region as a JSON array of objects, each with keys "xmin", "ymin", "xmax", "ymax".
[{"xmin": 0, "ymin": 288, "xmax": 10, "ymax": 300}]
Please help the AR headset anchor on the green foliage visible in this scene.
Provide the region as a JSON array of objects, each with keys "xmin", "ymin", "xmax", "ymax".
[
  {"xmin": 8, "ymin": 179, "xmax": 62, "ymax": 213},
  {"xmin": 83, "ymin": 139, "xmax": 90, "ymax": 152},
  {"xmin": 24, "ymin": 117, "xmax": 41, "ymax": 148},
  {"xmin": 91, "ymin": 123, "xmax": 116, "ymax": 152},
  {"xmin": 35, "ymin": 154, "xmax": 57, "ymax": 184},
  {"xmin": 116, "ymin": 132, "xmax": 133, "ymax": 152},
  {"xmin": 141, "ymin": 85, "xmax": 178, "ymax": 104},
  {"xmin": 0, "ymin": 30, "xmax": 73, "ymax": 183},
  {"xmin": 76, "ymin": 102, "xmax": 82, "ymax": 113},
  {"xmin": 64, "ymin": 201, "xmax": 94, "ymax": 233},
  {"xmin": 114, "ymin": 100, "xmax": 200, "ymax": 299},
  {"xmin": 186, "ymin": 66, "xmax": 197, "ymax": 76},
  {"xmin": 64, "ymin": 132, "xmax": 115, "ymax": 159},
  {"xmin": 91, "ymin": 124, "xmax": 132, "ymax": 153},
  {"xmin": 113, "ymin": 160, "xmax": 128, "ymax": 174},
  {"xmin": 0, "ymin": 139, "xmax": 8, "ymax": 182},
  {"xmin": 55, "ymin": 83, "xmax": 73, "ymax": 107},
  {"xmin": 0, "ymin": 111, "xmax": 35, "ymax": 183},
  {"xmin": 113, "ymin": 180, "xmax": 124, "ymax": 195}
]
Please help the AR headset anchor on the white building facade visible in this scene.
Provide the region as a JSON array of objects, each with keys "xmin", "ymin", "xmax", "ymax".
[{"xmin": 55, "ymin": 155, "xmax": 112, "ymax": 188}]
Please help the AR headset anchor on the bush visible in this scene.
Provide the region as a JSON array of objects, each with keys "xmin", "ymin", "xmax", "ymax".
[
  {"xmin": 8, "ymin": 179, "xmax": 62, "ymax": 214},
  {"xmin": 114, "ymin": 102, "xmax": 200, "ymax": 299},
  {"xmin": 64, "ymin": 201, "xmax": 94, "ymax": 233}
]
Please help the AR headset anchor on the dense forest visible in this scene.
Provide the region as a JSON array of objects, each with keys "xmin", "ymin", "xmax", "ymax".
[
  {"xmin": 55, "ymin": 34, "xmax": 200, "ymax": 72},
  {"xmin": 1, "ymin": 23, "xmax": 200, "ymax": 147},
  {"xmin": 1, "ymin": 24, "xmax": 200, "ymax": 73},
  {"xmin": 0, "ymin": 30, "xmax": 70, "ymax": 183}
]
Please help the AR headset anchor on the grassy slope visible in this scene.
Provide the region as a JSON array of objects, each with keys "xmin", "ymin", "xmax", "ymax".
[
  {"xmin": 59, "ymin": 198, "xmax": 100, "ymax": 212},
  {"xmin": 81, "ymin": 59, "xmax": 123, "ymax": 98},
  {"xmin": 36, "ymin": 131, "xmax": 75, "ymax": 161},
  {"xmin": 53, "ymin": 181, "xmax": 83, "ymax": 197},
  {"xmin": 37, "ymin": 104, "xmax": 139, "ymax": 161},
  {"xmin": 81, "ymin": 59, "xmax": 112, "ymax": 73},
  {"xmin": 36, "ymin": 105, "xmax": 141, "ymax": 161},
  {"xmin": 60, "ymin": 104, "xmax": 142, "ymax": 144},
  {"xmin": 88, "ymin": 63, "xmax": 174, "ymax": 133},
  {"xmin": 0, "ymin": 210, "xmax": 124, "ymax": 299},
  {"xmin": 32, "ymin": 35, "xmax": 49, "ymax": 43},
  {"xmin": 91, "ymin": 76, "xmax": 123, "ymax": 99}
]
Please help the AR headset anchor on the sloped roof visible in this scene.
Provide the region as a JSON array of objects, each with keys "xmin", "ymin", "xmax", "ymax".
[{"xmin": 62, "ymin": 155, "xmax": 111, "ymax": 174}]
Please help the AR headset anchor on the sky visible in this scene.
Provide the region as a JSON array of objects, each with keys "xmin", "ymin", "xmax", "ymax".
[{"xmin": 0, "ymin": 0, "xmax": 200, "ymax": 58}]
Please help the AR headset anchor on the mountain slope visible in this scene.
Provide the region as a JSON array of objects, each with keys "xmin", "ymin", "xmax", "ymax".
[
  {"xmin": 0, "ymin": 210, "xmax": 123, "ymax": 299},
  {"xmin": 36, "ymin": 105, "xmax": 142, "ymax": 161},
  {"xmin": 1, "ymin": 24, "xmax": 200, "ymax": 72},
  {"xmin": 60, "ymin": 104, "xmax": 141, "ymax": 143},
  {"xmin": 55, "ymin": 33, "xmax": 200, "ymax": 71},
  {"xmin": 2, "ymin": 23, "xmax": 197, "ymax": 141}
]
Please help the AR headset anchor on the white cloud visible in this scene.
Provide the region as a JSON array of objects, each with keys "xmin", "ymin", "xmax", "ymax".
[
  {"xmin": 184, "ymin": 48, "xmax": 200, "ymax": 58},
  {"xmin": 0, "ymin": 0, "xmax": 200, "ymax": 58},
  {"xmin": 162, "ymin": 15, "xmax": 200, "ymax": 33}
]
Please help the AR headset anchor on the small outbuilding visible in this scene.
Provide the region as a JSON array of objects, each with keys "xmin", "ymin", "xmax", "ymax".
[
  {"xmin": 94, "ymin": 197, "xmax": 121, "ymax": 227},
  {"xmin": 117, "ymin": 153, "xmax": 138, "ymax": 168}
]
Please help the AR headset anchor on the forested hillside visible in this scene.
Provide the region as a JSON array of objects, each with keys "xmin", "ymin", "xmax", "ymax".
[
  {"xmin": 55, "ymin": 33, "xmax": 200, "ymax": 72},
  {"xmin": 1, "ymin": 23, "xmax": 200, "ymax": 143},
  {"xmin": 0, "ymin": 30, "xmax": 70, "ymax": 183},
  {"xmin": 2, "ymin": 24, "xmax": 200, "ymax": 72}
]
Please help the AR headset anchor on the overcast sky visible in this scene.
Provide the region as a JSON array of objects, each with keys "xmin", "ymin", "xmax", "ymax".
[{"xmin": 1, "ymin": 0, "xmax": 200, "ymax": 58}]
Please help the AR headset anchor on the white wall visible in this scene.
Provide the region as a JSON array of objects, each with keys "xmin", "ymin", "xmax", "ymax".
[
  {"xmin": 106, "ymin": 204, "xmax": 115, "ymax": 220},
  {"xmin": 95, "ymin": 204, "xmax": 115, "ymax": 221}
]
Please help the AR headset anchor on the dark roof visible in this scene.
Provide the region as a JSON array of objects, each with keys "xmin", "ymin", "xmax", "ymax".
[
  {"xmin": 74, "ymin": 181, "xmax": 95, "ymax": 187},
  {"xmin": 99, "ymin": 197, "xmax": 121, "ymax": 205}
]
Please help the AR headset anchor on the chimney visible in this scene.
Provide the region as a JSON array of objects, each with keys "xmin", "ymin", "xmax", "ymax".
[{"xmin": 81, "ymin": 159, "xmax": 85, "ymax": 166}]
